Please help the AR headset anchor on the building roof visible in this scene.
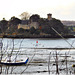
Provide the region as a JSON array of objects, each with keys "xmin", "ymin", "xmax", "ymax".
[{"xmin": 21, "ymin": 20, "xmax": 29, "ymax": 25}]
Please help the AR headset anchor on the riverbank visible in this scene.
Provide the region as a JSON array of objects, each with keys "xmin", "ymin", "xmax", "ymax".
[
  {"xmin": 2, "ymin": 34, "xmax": 75, "ymax": 38},
  {"xmin": 1, "ymin": 48, "xmax": 75, "ymax": 74}
]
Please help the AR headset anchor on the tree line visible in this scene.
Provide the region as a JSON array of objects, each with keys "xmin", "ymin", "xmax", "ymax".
[{"xmin": 0, "ymin": 12, "xmax": 69, "ymax": 37}]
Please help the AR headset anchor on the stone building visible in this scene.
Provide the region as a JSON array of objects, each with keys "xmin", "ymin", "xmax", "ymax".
[
  {"xmin": 29, "ymin": 22, "xmax": 39, "ymax": 29},
  {"xmin": 18, "ymin": 24, "xmax": 30, "ymax": 30},
  {"xmin": 18, "ymin": 20, "xmax": 39, "ymax": 30},
  {"xmin": 18, "ymin": 13, "xmax": 52, "ymax": 30}
]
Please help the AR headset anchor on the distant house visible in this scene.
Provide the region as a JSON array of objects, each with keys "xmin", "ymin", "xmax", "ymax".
[
  {"xmin": 29, "ymin": 22, "xmax": 39, "ymax": 29},
  {"xmin": 18, "ymin": 13, "xmax": 53, "ymax": 30},
  {"xmin": 18, "ymin": 20, "xmax": 39, "ymax": 30},
  {"xmin": 18, "ymin": 24, "xmax": 30, "ymax": 30},
  {"xmin": 18, "ymin": 20, "xmax": 30, "ymax": 29}
]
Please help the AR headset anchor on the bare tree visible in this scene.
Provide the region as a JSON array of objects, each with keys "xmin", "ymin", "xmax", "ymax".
[{"xmin": 20, "ymin": 12, "xmax": 30, "ymax": 20}]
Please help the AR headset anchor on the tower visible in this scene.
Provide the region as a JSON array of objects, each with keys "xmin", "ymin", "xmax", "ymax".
[{"xmin": 47, "ymin": 13, "xmax": 52, "ymax": 21}]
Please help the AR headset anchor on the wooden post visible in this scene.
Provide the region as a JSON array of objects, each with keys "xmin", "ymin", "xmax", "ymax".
[
  {"xmin": 55, "ymin": 51, "xmax": 59, "ymax": 74},
  {"xmin": 48, "ymin": 52, "xmax": 51, "ymax": 75},
  {"xmin": 65, "ymin": 53, "xmax": 68, "ymax": 74}
]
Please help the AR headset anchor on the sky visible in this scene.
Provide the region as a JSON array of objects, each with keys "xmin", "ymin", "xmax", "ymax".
[{"xmin": 0, "ymin": 0, "xmax": 75, "ymax": 21}]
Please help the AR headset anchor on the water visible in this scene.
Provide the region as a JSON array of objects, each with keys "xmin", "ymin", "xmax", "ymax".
[
  {"xmin": 2, "ymin": 38, "xmax": 75, "ymax": 48},
  {"xmin": 1, "ymin": 38, "xmax": 75, "ymax": 74}
]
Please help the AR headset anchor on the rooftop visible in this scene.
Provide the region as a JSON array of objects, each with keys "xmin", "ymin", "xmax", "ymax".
[{"xmin": 21, "ymin": 20, "xmax": 29, "ymax": 25}]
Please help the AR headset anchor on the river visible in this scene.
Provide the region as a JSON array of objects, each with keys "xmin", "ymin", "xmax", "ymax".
[
  {"xmin": 2, "ymin": 38, "xmax": 75, "ymax": 48},
  {"xmin": 1, "ymin": 38, "xmax": 75, "ymax": 75}
]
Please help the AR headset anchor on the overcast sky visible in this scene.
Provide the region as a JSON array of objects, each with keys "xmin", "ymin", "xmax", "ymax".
[{"xmin": 0, "ymin": 0, "xmax": 75, "ymax": 20}]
